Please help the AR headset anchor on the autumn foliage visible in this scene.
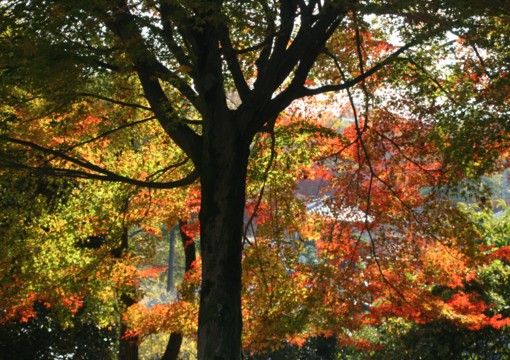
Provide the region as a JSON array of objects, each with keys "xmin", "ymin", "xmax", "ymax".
[{"xmin": 1, "ymin": 1, "xmax": 510, "ymax": 358}]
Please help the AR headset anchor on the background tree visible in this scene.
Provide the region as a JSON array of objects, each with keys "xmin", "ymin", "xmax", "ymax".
[
  {"xmin": 0, "ymin": 93, "xmax": 191, "ymax": 359},
  {"xmin": 335, "ymin": 203, "xmax": 510, "ymax": 360}
]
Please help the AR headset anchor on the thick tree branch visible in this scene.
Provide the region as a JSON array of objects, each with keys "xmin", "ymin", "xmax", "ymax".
[
  {"xmin": 273, "ymin": 3, "xmax": 344, "ymax": 88},
  {"xmin": 244, "ymin": 4, "xmax": 348, "ymax": 137},
  {"xmin": 252, "ymin": 0, "xmax": 297, "ymax": 93},
  {"xmin": 137, "ymin": 73, "xmax": 202, "ymax": 166},
  {"xmin": 289, "ymin": 15, "xmax": 343, "ymax": 87},
  {"xmin": 271, "ymin": 0, "xmax": 297, "ymax": 61},
  {"xmin": 99, "ymin": 1, "xmax": 201, "ymax": 111},
  {"xmin": 91, "ymin": 59, "xmax": 122, "ymax": 72},
  {"xmin": 218, "ymin": 25, "xmax": 250, "ymax": 101},
  {"xmin": 297, "ymin": 1, "xmax": 310, "ymax": 26},
  {"xmin": 85, "ymin": 1, "xmax": 204, "ymax": 167},
  {"xmin": 251, "ymin": 0, "xmax": 277, "ymax": 78},
  {"xmin": 158, "ymin": 1, "xmax": 194, "ymax": 70}
]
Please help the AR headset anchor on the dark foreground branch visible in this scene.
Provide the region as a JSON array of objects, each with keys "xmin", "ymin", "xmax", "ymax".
[{"xmin": 0, "ymin": 136, "xmax": 199, "ymax": 189}]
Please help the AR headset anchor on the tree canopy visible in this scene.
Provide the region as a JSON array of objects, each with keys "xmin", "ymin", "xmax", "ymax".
[{"xmin": 1, "ymin": 1, "xmax": 510, "ymax": 359}]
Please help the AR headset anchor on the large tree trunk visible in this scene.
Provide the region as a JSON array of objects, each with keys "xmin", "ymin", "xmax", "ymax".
[{"xmin": 197, "ymin": 131, "xmax": 250, "ymax": 360}]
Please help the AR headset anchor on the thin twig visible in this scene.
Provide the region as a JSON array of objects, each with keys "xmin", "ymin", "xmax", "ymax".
[{"xmin": 243, "ymin": 128, "xmax": 277, "ymax": 244}]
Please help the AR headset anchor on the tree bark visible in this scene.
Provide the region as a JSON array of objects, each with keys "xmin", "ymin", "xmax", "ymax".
[
  {"xmin": 119, "ymin": 294, "xmax": 139, "ymax": 360},
  {"xmin": 161, "ymin": 332, "xmax": 183, "ymax": 360},
  {"xmin": 197, "ymin": 131, "xmax": 250, "ymax": 360},
  {"xmin": 167, "ymin": 225, "xmax": 177, "ymax": 292},
  {"xmin": 162, "ymin": 220, "xmax": 197, "ymax": 360},
  {"xmin": 114, "ymin": 227, "xmax": 139, "ymax": 360}
]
